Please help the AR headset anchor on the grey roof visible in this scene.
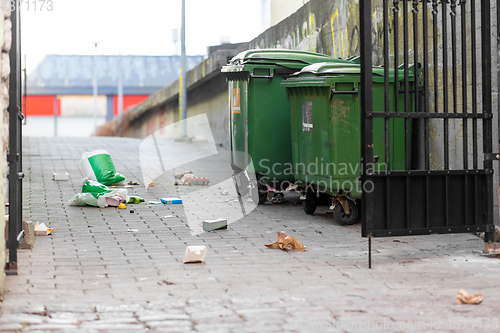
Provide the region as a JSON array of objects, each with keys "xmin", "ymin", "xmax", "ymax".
[{"xmin": 27, "ymin": 55, "xmax": 204, "ymax": 95}]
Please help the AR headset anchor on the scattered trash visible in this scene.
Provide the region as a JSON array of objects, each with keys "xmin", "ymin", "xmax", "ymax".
[
  {"xmin": 221, "ymin": 190, "xmax": 229, "ymax": 195},
  {"xmin": 163, "ymin": 215, "xmax": 174, "ymax": 218},
  {"xmin": 128, "ymin": 196, "xmax": 145, "ymax": 204},
  {"xmin": 128, "ymin": 181, "xmax": 140, "ymax": 185},
  {"xmin": 285, "ymin": 183, "xmax": 299, "ymax": 192},
  {"xmin": 175, "ymin": 173, "xmax": 209, "ymax": 186},
  {"xmin": 158, "ymin": 280, "xmax": 175, "ymax": 285},
  {"xmin": 68, "ymin": 179, "xmax": 128, "ymax": 208},
  {"xmin": 81, "ymin": 149, "xmax": 126, "ymax": 185},
  {"xmin": 124, "ymin": 185, "xmax": 133, "ymax": 188},
  {"xmin": 161, "ymin": 197, "xmax": 182, "ymax": 204},
  {"xmin": 174, "ymin": 170, "xmax": 193, "ymax": 179},
  {"xmin": 455, "ymin": 290, "xmax": 483, "ymax": 305},
  {"xmin": 34, "ymin": 221, "xmax": 53, "ymax": 236},
  {"xmin": 184, "ymin": 246, "xmax": 207, "ymax": 263},
  {"xmin": 127, "ymin": 228, "xmax": 138, "ymax": 232},
  {"xmin": 53, "ymin": 172, "xmax": 69, "ymax": 181},
  {"xmin": 130, "ymin": 210, "xmax": 134, "ymax": 214},
  {"xmin": 149, "ymin": 182, "xmax": 157, "ymax": 187},
  {"xmin": 203, "ymin": 218, "xmax": 227, "ymax": 231},
  {"xmin": 265, "ymin": 231, "xmax": 306, "ymax": 251},
  {"xmin": 149, "ymin": 201, "xmax": 162, "ymax": 205},
  {"xmin": 118, "ymin": 203, "xmax": 127, "ymax": 209},
  {"xmin": 482, "ymin": 242, "xmax": 500, "ymax": 257}
]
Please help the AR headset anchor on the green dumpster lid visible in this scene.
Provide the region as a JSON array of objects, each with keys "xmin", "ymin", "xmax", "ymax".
[
  {"xmin": 295, "ymin": 62, "xmax": 418, "ymax": 79},
  {"xmin": 281, "ymin": 62, "xmax": 420, "ymax": 88},
  {"xmin": 221, "ymin": 49, "xmax": 352, "ymax": 72}
]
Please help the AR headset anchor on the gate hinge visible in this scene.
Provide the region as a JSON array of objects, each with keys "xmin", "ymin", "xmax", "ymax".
[{"xmin": 484, "ymin": 153, "xmax": 500, "ymax": 161}]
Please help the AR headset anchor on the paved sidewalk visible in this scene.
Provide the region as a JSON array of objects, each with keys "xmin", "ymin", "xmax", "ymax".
[{"xmin": 1, "ymin": 136, "xmax": 500, "ymax": 332}]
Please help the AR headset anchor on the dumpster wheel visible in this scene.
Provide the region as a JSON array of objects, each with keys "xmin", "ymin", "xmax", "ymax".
[
  {"xmin": 333, "ymin": 199, "xmax": 358, "ymax": 226},
  {"xmin": 303, "ymin": 188, "xmax": 317, "ymax": 214}
]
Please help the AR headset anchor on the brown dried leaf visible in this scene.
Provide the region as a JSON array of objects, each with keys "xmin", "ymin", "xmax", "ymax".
[{"xmin": 455, "ymin": 290, "xmax": 483, "ymax": 305}]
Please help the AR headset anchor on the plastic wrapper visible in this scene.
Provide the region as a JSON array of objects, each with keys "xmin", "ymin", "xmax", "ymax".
[
  {"xmin": 69, "ymin": 179, "xmax": 129, "ymax": 208},
  {"xmin": 80, "ymin": 149, "xmax": 126, "ymax": 185}
]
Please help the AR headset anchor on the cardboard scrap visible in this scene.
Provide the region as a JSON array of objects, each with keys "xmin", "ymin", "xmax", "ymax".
[
  {"xmin": 183, "ymin": 246, "xmax": 207, "ymax": 263},
  {"xmin": 455, "ymin": 290, "xmax": 483, "ymax": 305},
  {"xmin": 174, "ymin": 170, "xmax": 193, "ymax": 179},
  {"xmin": 53, "ymin": 172, "xmax": 69, "ymax": 181},
  {"xmin": 34, "ymin": 221, "xmax": 53, "ymax": 236},
  {"xmin": 160, "ymin": 197, "xmax": 182, "ymax": 204},
  {"xmin": 203, "ymin": 218, "xmax": 227, "ymax": 231},
  {"xmin": 265, "ymin": 231, "xmax": 306, "ymax": 251},
  {"xmin": 174, "ymin": 173, "xmax": 209, "ymax": 186}
]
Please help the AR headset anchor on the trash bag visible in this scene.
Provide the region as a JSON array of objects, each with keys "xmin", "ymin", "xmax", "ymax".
[
  {"xmin": 69, "ymin": 179, "xmax": 129, "ymax": 208},
  {"xmin": 68, "ymin": 192, "xmax": 107, "ymax": 208},
  {"xmin": 81, "ymin": 150, "xmax": 126, "ymax": 185}
]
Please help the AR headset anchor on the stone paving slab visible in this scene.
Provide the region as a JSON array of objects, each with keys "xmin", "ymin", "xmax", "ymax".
[{"xmin": 1, "ymin": 137, "xmax": 500, "ymax": 332}]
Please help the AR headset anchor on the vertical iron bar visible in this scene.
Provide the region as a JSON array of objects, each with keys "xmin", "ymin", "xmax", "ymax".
[
  {"xmin": 360, "ymin": 0, "xmax": 373, "ymax": 238},
  {"xmin": 403, "ymin": 0, "xmax": 411, "ymax": 170},
  {"xmin": 8, "ymin": 1, "xmax": 21, "ymax": 274},
  {"xmin": 451, "ymin": 0, "xmax": 458, "ymax": 114},
  {"xmin": 393, "ymin": 1, "xmax": 400, "ymax": 113},
  {"xmin": 412, "ymin": 0, "xmax": 419, "ymax": 112},
  {"xmin": 461, "ymin": 0, "xmax": 468, "ymax": 169},
  {"xmin": 384, "ymin": 0, "xmax": 390, "ymax": 170},
  {"xmin": 432, "ymin": 1, "xmax": 439, "ymax": 114},
  {"xmin": 423, "ymin": 0, "xmax": 430, "ymax": 170},
  {"xmin": 481, "ymin": 0, "xmax": 494, "ymax": 241},
  {"xmin": 368, "ymin": 237, "xmax": 372, "ymax": 269},
  {"xmin": 443, "ymin": 1, "xmax": 450, "ymax": 169},
  {"xmin": 471, "ymin": 0, "xmax": 478, "ymax": 169}
]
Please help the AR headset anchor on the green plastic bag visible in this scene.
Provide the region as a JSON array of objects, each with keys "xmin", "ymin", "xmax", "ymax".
[
  {"xmin": 81, "ymin": 150, "xmax": 126, "ymax": 185},
  {"xmin": 82, "ymin": 180, "xmax": 113, "ymax": 199}
]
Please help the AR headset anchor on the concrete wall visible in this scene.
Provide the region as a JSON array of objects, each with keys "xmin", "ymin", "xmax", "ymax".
[
  {"xmin": 271, "ymin": 0, "xmax": 310, "ymax": 26},
  {"xmin": 0, "ymin": 7, "xmax": 10, "ymax": 300}
]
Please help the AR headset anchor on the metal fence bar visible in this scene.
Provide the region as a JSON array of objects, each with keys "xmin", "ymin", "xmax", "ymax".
[
  {"xmin": 451, "ymin": 0, "xmax": 458, "ymax": 114},
  {"xmin": 471, "ymin": 0, "xmax": 478, "ymax": 170},
  {"xmin": 423, "ymin": 0, "xmax": 430, "ymax": 170},
  {"xmin": 393, "ymin": 1, "xmax": 400, "ymax": 113},
  {"xmin": 7, "ymin": 2, "xmax": 22, "ymax": 275},
  {"xmin": 481, "ymin": 0, "xmax": 494, "ymax": 242},
  {"xmin": 384, "ymin": 0, "xmax": 390, "ymax": 170},
  {"xmin": 360, "ymin": 0, "xmax": 373, "ymax": 239}
]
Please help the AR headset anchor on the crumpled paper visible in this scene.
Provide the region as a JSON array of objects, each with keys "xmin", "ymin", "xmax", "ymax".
[
  {"xmin": 265, "ymin": 231, "xmax": 306, "ymax": 251},
  {"xmin": 455, "ymin": 290, "xmax": 483, "ymax": 305}
]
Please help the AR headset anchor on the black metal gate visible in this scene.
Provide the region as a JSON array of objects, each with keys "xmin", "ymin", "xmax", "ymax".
[{"xmin": 360, "ymin": 0, "xmax": 496, "ymax": 266}]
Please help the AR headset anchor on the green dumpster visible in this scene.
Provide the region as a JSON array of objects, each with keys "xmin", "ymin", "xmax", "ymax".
[
  {"xmin": 221, "ymin": 49, "xmax": 352, "ymax": 203},
  {"xmin": 282, "ymin": 62, "xmax": 418, "ymax": 224}
]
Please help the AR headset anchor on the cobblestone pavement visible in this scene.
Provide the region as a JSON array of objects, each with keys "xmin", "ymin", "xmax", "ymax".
[{"xmin": 1, "ymin": 136, "xmax": 500, "ymax": 332}]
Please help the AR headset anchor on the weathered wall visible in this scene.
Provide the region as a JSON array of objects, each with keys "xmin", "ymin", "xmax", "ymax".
[
  {"xmin": 271, "ymin": 0, "xmax": 310, "ymax": 26},
  {"xmin": 0, "ymin": 7, "xmax": 10, "ymax": 300}
]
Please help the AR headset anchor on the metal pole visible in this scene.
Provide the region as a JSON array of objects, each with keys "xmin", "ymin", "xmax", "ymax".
[
  {"xmin": 118, "ymin": 53, "xmax": 123, "ymax": 136},
  {"xmin": 54, "ymin": 97, "xmax": 58, "ymax": 136},
  {"xmin": 7, "ymin": 0, "xmax": 23, "ymax": 275},
  {"xmin": 23, "ymin": 55, "xmax": 26, "ymax": 124},
  {"xmin": 93, "ymin": 42, "xmax": 98, "ymax": 134},
  {"xmin": 180, "ymin": 0, "xmax": 187, "ymax": 137}
]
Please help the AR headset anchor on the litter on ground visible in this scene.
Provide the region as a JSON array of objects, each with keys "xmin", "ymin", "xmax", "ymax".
[
  {"xmin": 265, "ymin": 231, "xmax": 307, "ymax": 251},
  {"xmin": 455, "ymin": 290, "xmax": 483, "ymax": 305},
  {"xmin": 184, "ymin": 246, "xmax": 207, "ymax": 263}
]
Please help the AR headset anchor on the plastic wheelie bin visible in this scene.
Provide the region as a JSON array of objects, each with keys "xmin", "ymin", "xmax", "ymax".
[
  {"xmin": 281, "ymin": 62, "xmax": 419, "ymax": 224},
  {"xmin": 221, "ymin": 49, "xmax": 352, "ymax": 203}
]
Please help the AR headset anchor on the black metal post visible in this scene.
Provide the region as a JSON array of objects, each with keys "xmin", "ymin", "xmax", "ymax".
[
  {"xmin": 481, "ymin": 0, "xmax": 494, "ymax": 242},
  {"xmin": 7, "ymin": 1, "xmax": 23, "ymax": 275},
  {"xmin": 360, "ymin": 0, "xmax": 373, "ymax": 248}
]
